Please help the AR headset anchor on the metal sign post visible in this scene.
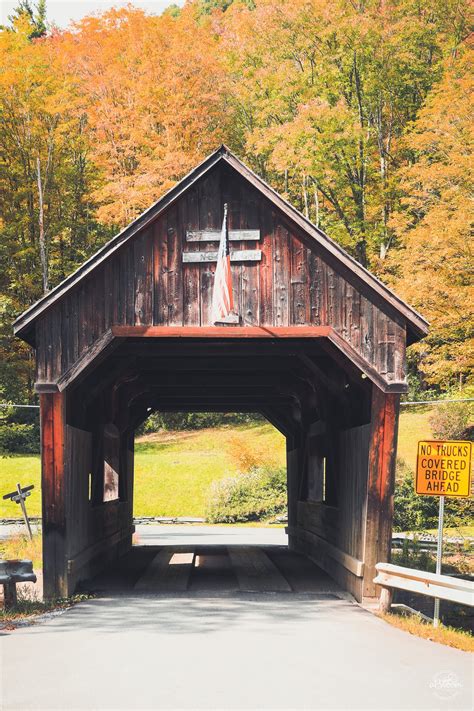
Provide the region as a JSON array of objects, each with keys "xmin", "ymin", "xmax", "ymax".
[
  {"xmin": 433, "ymin": 495, "xmax": 445, "ymax": 628},
  {"xmin": 2, "ymin": 483, "xmax": 34, "ymax": 539}
]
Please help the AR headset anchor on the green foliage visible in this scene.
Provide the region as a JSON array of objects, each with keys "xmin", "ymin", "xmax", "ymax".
[
  {"xmin": 0, "ymin": 422, "xmax": 39, "ymax": 454},
  {"xmin": 196, "ymin": 0, "xmax": 254, "ymax": 16},
  {"xmin": 429, "ymin": 402, "xmax": 474, "ymax": 441},
  {"xmin": 393, "ymin": 460, "xmax": 473, "ymax": 532},
  {"xmin": 139, "ymin": 411, "xmax": 264, "ymax": 434},
  {"xmin": 0, "ymin": 404, "xmax": 39, "ymax": 454},
  {"xmin": 5, "ymin": 0, "xmax": 47, "ymax": 37},
  {"xmin": 205, "ymin": 466, "xmax": 287, "ymax": 523},
  {"xmin": 163, "ymin": 4, "xmax": 182, "ymax": 18},
  {"xmin": 392, "ymin": 539, "xmax": 437, "ymax": 574}
]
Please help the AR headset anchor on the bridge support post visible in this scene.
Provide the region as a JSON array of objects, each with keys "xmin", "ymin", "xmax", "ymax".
[
  {"xmin": 363, "ymin": 387, "xmax": 400, "ymax": 600},
  {"xmin": 40, "ymin": 390, "xmax": 68, "ymax": 600}
]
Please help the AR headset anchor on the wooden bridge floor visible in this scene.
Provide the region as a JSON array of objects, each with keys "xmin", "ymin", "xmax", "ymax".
[{"xmin": 83, "ymin": 544, "xmax": 342, "ymax": 596}]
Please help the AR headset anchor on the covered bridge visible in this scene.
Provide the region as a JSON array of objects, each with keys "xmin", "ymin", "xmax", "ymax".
[{"xmin": 14, "ymin": 146, "xmax": 428, "ymax": 602}]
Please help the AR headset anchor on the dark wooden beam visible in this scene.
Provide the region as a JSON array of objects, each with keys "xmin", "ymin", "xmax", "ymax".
[{"xmin": 112, "ymin": 325, "xmax": 332, "ymax": 339}]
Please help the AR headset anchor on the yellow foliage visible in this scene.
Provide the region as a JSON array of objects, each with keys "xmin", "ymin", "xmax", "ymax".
[
  {"xmin": 388, "ymin": 46, "xmax": 474, "ymax": 387},
  {"xmin": 226, "ymin": 431, "xmax": 282, "ymax": 472}
]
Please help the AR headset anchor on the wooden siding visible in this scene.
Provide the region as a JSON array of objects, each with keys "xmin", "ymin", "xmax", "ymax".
[
  {"xmin": 34, "ymin": 165, "xmax": 406, "ymax": 387},
  {"xmin": 295, "ymin": 423, "xmax": 370, "ymax": 561},
  {"xmin": 64, "ymin": 424, "xmax": 134, "ymax": 594}
]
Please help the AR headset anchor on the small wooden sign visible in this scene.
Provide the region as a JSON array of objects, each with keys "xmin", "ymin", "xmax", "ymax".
[
  {"xmin": 186, "ymin": 229, "xmax": 260, "ymax": 242},
  {"xmin": 415, "ymin": 440, "xmax": 472, "ymax": 497},
  {"xmin": 183, "ymin": 249, "xmax": 262, "ymax": 264}
]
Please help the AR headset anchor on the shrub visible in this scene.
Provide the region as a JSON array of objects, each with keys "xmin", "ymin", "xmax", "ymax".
[
  {"xmin": 394, "ymin": 459, "xmax": 473, "ymax": 532},
  {"xmin": 0, "ymin": 422, "xmax": 39, "ymax": 454},
  {"xmin": 226, "ymin": 431, "xmax": 281, "ymax": 471},
  {"xmin": 429, "ymin": 402, "xmax": 473, "ymax": 441},
  {"xmin": 138, "ymin": 411, "xmax": 264, "ymax": 434},
  {"xmin": 205, "ymin": 466, "xmax": 287, "ymax": 523}
]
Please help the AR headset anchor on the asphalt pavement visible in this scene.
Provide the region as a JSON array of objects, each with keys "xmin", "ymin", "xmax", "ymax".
[{"xmin": 1, "ymin": 526, "xmax": 472, "ymax": 710}]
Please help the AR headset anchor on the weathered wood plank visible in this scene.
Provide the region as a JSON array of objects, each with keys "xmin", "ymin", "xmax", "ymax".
[
  {"xmin": 227, "ymin": 547, "xmax": 292, "ymax": 592},
  {"xmin": 167, "ymin": 205, "xmax": 184, "ymax": 326},
  {"xmin": 273, "ymin": 224, "xmax": 290, "ymax": 326},
  {"xmin": 153, "ymin": 215, "xmax": 169, "ymax": 325},
  {"xmin": 290, "ymin": 235, "xmax": 308, "ymax": 325},
  {"xmin": 134, "ymin": 229, "xmax": 153, "ymax": 326},
  {"xmin": 182, "ymin": 188, "xmax": 200, "ymax": 326},
  {"xmin": 134, "ymin": 548, "xmax": 194, "ymax": 592}
]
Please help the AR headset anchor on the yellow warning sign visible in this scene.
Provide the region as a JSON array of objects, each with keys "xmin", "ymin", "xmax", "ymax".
[{"xmin": 416, "ymin": 440, "xmax": 472, "ymax": 497}]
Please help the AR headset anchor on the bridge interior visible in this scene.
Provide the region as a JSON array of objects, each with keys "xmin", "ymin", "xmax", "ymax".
[
  {"xmin": 83, "ymin": 528, "xmax": 343, "ymax": 598},
  {"xmin": 58, "ymin": 334, "xmax": 376, "ymax": 602}
]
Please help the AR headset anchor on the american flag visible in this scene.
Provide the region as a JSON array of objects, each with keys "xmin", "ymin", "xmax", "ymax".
[{"xmin": 211, "ymin": 203, "xmax": 234, "ymax": 323}]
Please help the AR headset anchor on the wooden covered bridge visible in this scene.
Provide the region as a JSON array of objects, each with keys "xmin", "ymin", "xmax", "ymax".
[{"xmin": 14, "ymin": 146, "xmax": 428, "ymax": 602}]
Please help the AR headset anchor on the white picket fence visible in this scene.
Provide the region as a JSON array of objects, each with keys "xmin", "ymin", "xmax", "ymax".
[{"xmin": 373, "ymin": 562, "xmax": 474, "ymax": 613}]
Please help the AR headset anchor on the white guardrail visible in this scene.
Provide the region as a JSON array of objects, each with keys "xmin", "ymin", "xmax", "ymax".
[{"xmin": 373, "ymin": 562, "xmax": 474, "ymax": 613}]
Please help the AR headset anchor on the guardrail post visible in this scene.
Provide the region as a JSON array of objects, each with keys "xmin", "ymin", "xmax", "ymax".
[
  {"xmin": 379, "ymin": 586, "xmax": 393, "ymax": 614},
  {"xmin": 3, "ymin": 581, "xmax": 18, "ymax": 610}
]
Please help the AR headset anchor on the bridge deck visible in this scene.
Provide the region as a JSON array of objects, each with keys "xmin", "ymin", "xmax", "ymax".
[{"xmin": 84, "ymin": 543, "xmax": 341, "ymax": 596}]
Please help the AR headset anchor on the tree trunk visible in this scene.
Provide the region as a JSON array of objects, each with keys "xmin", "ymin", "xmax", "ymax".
[
  {"xmin": 37, "ymin": 156, "xmax": 48, "ymax": 293},
  {"xmin": 302, "ymin": 174, "xmax": 309, "ymax": 218},
  {"xmin": 313, "ymin": 179, "xmax": 319, "ymax": 227}
]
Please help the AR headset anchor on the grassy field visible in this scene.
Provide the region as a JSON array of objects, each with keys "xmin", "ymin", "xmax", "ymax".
[
  {"xmin": 397, "ymin": 406, "xmax": 434, "ymax": 472},
  {"xmin": 0, "ymin": 422, "xmax": 286, "ymax": 519},
  {"xmin": 0, "ymin": 410, "xmax": 433, "ymax": 519}
]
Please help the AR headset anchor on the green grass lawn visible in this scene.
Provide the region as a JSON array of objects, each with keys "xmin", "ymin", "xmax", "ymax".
[
  {"xmin": 0, "ymin": 410, "xmax": 435, "ymax": 519},
  {"xmin": 0, "ymin": 454, "xmax": 42, "ymax": 518},
  {"xmin": 134, "ymin": 423, "xmax": 285, "ymax": 517},
  {"xmin": 0, "ymin": 422, "xmax": 286, "ymax": 519},
  {"xmin": 397, "ymin": 407, "xmax": 434, "ymax": 473}
]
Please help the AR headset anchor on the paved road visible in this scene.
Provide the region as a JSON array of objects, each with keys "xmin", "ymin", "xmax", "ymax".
[
  {"xmin": 134, "ymin": 523, "xmax": 288, "ymax": 547},
  {"xmin": 0, "ymin": 523, "xmax": 287, "ymax": 544},
  {"xmin": 1, "ymin": 527, "xmax": 472, "ymax": 710},
  {"xmin": 2, "ymin": 594, "xmax": 472, "ymax": 710}
]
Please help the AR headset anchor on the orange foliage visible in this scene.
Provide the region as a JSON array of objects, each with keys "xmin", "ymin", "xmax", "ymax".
[{"xmin": 57, "ymin": 5, "xmax": 233, "ymax": 226}]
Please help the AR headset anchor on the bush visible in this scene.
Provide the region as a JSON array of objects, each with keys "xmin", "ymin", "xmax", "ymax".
[
  {"xmin": 429, "ymin": 402, "xmax": 473, "ymax": 441},
  {"xmin": 205, "ymin": 466, "xmax": 287, "ymax": 523},
  {"xmin": 0, "ymin": 422, "xmax": 39, "ymax": 454},
  {"xmin": 226, "ymin": 431, "xmax": 282, "ymax": 471},
  {"xmin": 394, "ymin": 459, "xmax": 473, "ymax": 532},
  {"xmin": 138, "ymin": 411, "xmax": 264, "ymax": 434}
]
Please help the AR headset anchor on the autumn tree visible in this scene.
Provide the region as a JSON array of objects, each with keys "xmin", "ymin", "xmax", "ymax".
[
  {"xmin": 220, "ymin": 0, "xmax": 470, "ymax": 266},
  {"xmin": 388, "ymin": 44, "xmax": 473, "ymax": 388},
  {"xmin": 0, "ymin": 14, "xmax": 108, "ymax": 400},
  {"xmin": 59, "ymin": 5, "xmax": 234, "ymax": 227}
]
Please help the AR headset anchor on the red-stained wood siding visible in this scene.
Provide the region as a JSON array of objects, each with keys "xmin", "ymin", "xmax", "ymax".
[{"xmin": 35, "ymin": 164, "xmax": 406, "ymax": 386}]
